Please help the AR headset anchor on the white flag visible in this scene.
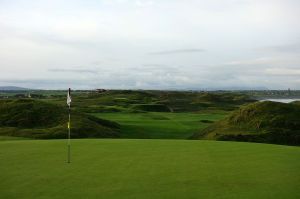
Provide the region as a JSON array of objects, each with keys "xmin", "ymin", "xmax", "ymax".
[{"xmin": 67, "ymin": 88, "xmax": 71, "ymax": 107}]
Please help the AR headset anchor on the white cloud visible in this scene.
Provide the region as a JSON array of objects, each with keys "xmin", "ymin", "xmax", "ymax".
[
  {"xmin": 265, "ymin": 68, "xmax": 300, "ymax": 76},
  {"xmin": 0, "ymin": 0, "xmax": 299, "ymax": 89}
]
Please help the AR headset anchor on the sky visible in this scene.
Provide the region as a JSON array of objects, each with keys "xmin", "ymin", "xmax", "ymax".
[{"xmin": 0, "ymin": 0, "xmax": 299, "ymax": 90}]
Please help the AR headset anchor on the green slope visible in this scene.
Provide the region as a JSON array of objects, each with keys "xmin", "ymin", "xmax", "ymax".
[
  {"xmin": 0, "ymin": 99, "xmax": 120, "ymax": 138},
  {"xmin": 192, "ymin": 101, "xmax": 300, "ymax": 145},
  {"xmin": 0, "ymin": 139, "xmax": 299, "ymax": 199},
  {"xmin": 92, "ymin": 112, "xmax": 227, "ymax": 139}
]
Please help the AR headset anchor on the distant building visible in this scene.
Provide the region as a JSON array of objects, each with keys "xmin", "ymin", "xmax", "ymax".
[
  {"xmin": 14, "ymin": 94, "xmax": 26, "ymax": 98},
  {"xmin": 95, "ymin": 89, "xmax": 107, "ymax": 93}
]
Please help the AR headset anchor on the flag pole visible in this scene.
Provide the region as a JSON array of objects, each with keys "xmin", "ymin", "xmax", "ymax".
[
  {"xmin": 67, "ymin": 88, "xmax": 71, "ymax": 163},
  {"xmin": 68, "ymin": 105, "xmax": 71, "ymax": 163}
]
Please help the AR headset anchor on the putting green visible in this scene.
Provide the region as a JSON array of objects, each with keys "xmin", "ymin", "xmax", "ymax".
[{"xmin": 0, "ymin": 139, "xmax": 299, "ymax": 199}]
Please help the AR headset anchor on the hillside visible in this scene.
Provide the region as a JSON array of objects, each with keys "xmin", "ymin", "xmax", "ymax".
[
  {"xmin": 192, "ymin": 101, "xmax": 300, "ymax": 145},
  {"xmin": 0, "ymin": 99, "xmax": 120, "ymax": 139},
  {"xmin": 291, "ymin": 100, "xmax": 300, "ymax": 106},
  {"xmin": 0, "ymin": 86, "xmax": 30, "ymax": 91},
  {"xmin": 62, "ymin": 90, "xmax": 256, "ymax": 113}
]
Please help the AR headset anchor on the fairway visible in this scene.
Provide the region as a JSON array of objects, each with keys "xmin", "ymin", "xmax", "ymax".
[
  {"xmin": 92, "ymin": 112, "xmax": 227, "ymax": 139},
  {"xmin": 0, "ymin": 139, "xmax": 299, "ymax": 199}
]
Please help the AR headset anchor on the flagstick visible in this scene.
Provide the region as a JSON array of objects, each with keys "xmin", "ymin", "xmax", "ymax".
[
  {"xmin": 67, "ymin": 104, "xmax": 71, "ymax": 163},
  {"xmin": 67, "ymin": 87, "xmax": 72, "ymax": 164}
]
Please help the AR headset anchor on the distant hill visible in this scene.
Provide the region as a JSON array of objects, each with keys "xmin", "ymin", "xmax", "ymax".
[
  {"xmin": 0, "ymin": 86, "xmax": 30, "ymax": 91},
  {"xmin": 192, "ymin": 101, "xmax": 300, "ymax": 145},
  {"xmin": 199, "ymin": 86, "xmax": 269, "ymax": 91},
  {"xmin": 0, "ymin": 99, "xmax": 120, "ymax": 139}
]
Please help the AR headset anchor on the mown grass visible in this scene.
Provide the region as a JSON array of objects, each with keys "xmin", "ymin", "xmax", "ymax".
[
  {"xmin": 0, "ymin": 139, "xmax": 299, "ymax": 199},
  {"xmin": 0, "ymin": 136, "xmax": 29, "ymax": 141},
  {"xmin": 92, "ymin": 112, "xmax": 227, "ymax": 139}
]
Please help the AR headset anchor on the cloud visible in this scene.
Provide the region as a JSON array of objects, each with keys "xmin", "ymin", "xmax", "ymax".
[
  {"xmin": 135, "ymin": 0, "xmax": 154, "ymax": 7},
  {"xmin": 259, "ymin": 43, "xmax": 300, "ymax": 53},
  {"xmin": 148, "ymin": 48, "xmax": 205, "ymax": 55},
  {"xmin": 142, "ymin": 64, "xmax": 169, "ymax": 67},
  {"xmin": 224, "ymin": 55, "xmax": 300, "ymax": 69},
  {"xmin": 0, "ymin": 0, "xmax": 299, "ymax": 90},
  {"xmin": 265, "ymin": 68, "xmax": 300, "ymax": 76},
  {"xmin": 48, "ymin": 68, "xmax": 98, "ymax": 74},
  {"xmin": 2, "ymin": 62, "xmax": 300, "ymax": 90},
  {"xmin": 225, "ymin": 57, "xmax": 274, "ymax": 66}
]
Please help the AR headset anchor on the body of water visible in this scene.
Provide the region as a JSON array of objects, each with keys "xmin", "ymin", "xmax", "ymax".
[{"xmin": 260, "ymin": 99, "xmax": 300, "ymax": 103}]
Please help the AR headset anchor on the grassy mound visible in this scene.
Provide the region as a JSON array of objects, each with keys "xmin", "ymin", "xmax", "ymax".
[
  {"xmin": 0, "ymin": 99, "xmax": 67, "ymax": 128},
  {"xmin": 158, "ymin": 92, "xmax": 256, "ymax": 112},
  {"xmin": 0, "ymin": 139, "xmax": 299, "ymax": 199},
  {"xmin": 291, "ymin": 100, "xmax": 300, "ymax": 106},
  {"xmin": 0, "ymin": 99, "xmax": 120, "ymax": 139},
  {"xmin": 192, "ymin": 101, "xmax": 300, "ymax": 145},
  {"xmin": 51, "ymin": 90, "xmax": 255, "ymax": 114}
]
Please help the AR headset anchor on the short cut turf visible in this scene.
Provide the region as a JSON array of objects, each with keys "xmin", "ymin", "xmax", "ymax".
[{"xmin": 0, "ymin": 139, "xmax": 299, "ymax": 199}]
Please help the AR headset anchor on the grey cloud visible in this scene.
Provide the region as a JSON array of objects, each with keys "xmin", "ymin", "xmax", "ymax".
[
  {"xmin": 264, "ymin": 68, "xmax": 300, "ymax": 76},
  {"xmin": 0, "ymin": 23, "xmax": 106, "ymax": 49},
  {"xmin": 48, "ymin": 69, "xmax": 98, "ymax": 74},
  {"xmin": 128, "ymin": 65, "xmax": 183, "ymax": 76},
  {"xmin": 1, "ymin": 0, "xmax": 300, "ymax": 90},
  {"xmin": 142, "ymin": 64, "xmax": 170, "ymax": 67},
  {"xmin": 259, "ymin": 43, "xmax": 300, "ymax": 53},
  {"xmin": 2, "ymin": 64, "xmax": 300, "ymax": 90},
  {"xmin": 148, "ymin": 48, "xmax": 205, "ymax": 55}
]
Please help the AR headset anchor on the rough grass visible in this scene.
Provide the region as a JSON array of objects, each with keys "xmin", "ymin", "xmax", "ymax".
[
  {"xmin": 92, "ymin": 112, "xmax": 227, "ymax": 139},
  {"xmin": 0, "ymin": 139, "xmax": 299, "ymax": 199},
  {"xmin": 193, "ymin": 101, "xmax": 300, "ymax": 145},
  {"xmin": 41, "ymin": 90, "xmax": 255, "ymax": 113},
  {"xmin": 0, "ymin": 99, "xmax": 120, "ymax": 139}
]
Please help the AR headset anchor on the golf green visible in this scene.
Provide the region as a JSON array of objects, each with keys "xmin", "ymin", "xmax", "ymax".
[{"xmin": 0, "ymin": 139, "xmax": 299, "ymax": 199}]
